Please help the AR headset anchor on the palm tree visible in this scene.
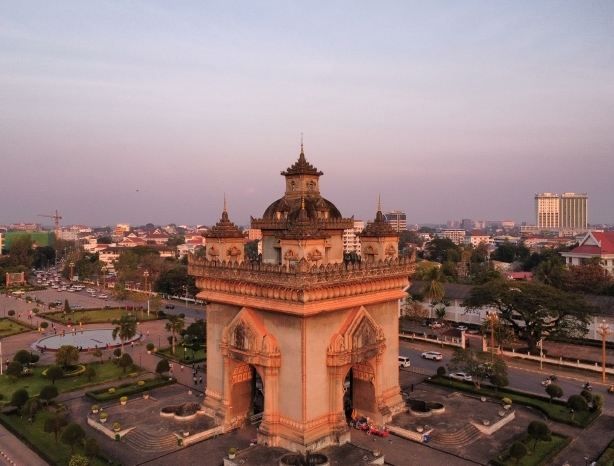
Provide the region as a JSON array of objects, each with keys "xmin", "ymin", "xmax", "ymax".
[
  {"xmin": 165, "ymin": 315, "xmax": 185, "ymax": 355},
  {"xmin": 424, "ymin": 266, "xmax": 445, "ymax": 305},
  {"xmin": 112, "ymin": 314, "xmax": 137, "ymax": 353}
]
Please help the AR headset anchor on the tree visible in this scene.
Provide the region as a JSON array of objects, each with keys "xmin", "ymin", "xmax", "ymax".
[
  {"xmin": 165, "ymin": 314, "xmax": 185, "ymax": 355},
  {"xmin": 61, "ymin": 423, "xmax": 85, "ymax": 453},
  {"xmin": 567, "ymin": 394, "xmax": 589, "ymax": 412},
  {"xmin": 509, "ymin": 441, "xmax": 528, "ymax": 464},
  {"xmin": 64, "ymin": 299, "xmax": 71, "ymax": 314},
  {"xmin": 424, "ymin": 238, "xmax": 461, "ymax": 264},
  {"xmin": 156, "ymin": 359, "xmax": 170, "ymax": 377},
  {"xmin": 23, "ymin": 397, "xmax": 40, "ymax": 421},
  {"xmin": 46, "ymin": 365, "xmax": 64, "ymax": 384},
  {"xmin": 527, "ymin": 421, "xmax": 550, "ymax": 449},
  {"xmin": 545, "ymin": 384, "xmax": 563, "ymax": 403},
  {"xmin": 464, "ymin": 280, "xmax": 594, "ymax": 353},
  {"xmin": 10, "ymin": 388, "xmax": 29, "ymax": 410},
  {"xmin": 8, "ymin": 235, "xmax": 34, "ymax": 267},
  {"xmin": 491, "ymin": 241, "xmax": 529, "ymax": 263},
  {"xmin": 92, "ymin": 348, "xmax": 103, "ymax": 364},
  {"xmin": 118, "ymin": 353, "xmax": 133, "ymax": 374},
  {"xmin": 448, "ymin": 348, "xmax": 507, "ymax": 389},
  {"xmin": 56, "ymin": 345, "xmax": 80, "ymax": 368},
  {"xmin": 44, "ymin": 412, "xmax": 68, "ymax": 443},
  {"xmin": 112, "ymin": 314, "xmax": 137, "ymax": 352},
  {"xmin": 563, "ymin": 261, "xmax": 613, "ymax": 295},
  {"xmin": 84, "ymin": 365, "xmax": 97, "ymax": 381},
  {"xmin": 489, "ymin": 373, "xmax": 509, "ymax": 391},
  {"xmin": 13, "ymin": 349, "xmax": 33, "ymax": 365},
  {"xmin": 39, "ymin": 385, "xmax": 59, "ymax": 406},
  {"xmin": 32, "ymin": 246, "xmax": 55, "ymax": 269},
  {"xmin": 6, "ymin": 361, "xmax": 23, "ymax": 379}
]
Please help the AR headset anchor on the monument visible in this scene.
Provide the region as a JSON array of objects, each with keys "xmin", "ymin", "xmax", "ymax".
[{"xmin": 188, "ymin": 146, "xmax": 414, "ymax": 452}]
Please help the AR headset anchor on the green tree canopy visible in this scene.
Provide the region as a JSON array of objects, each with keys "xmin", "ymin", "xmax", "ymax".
[
  {"xmin": 112, "ymin": 314, "xmax": 137, "ymax": 351},
  {"xmin": 56, "ymin": 345, "xmax": 80, "ymax": 368},
  {"xmin": 11, "ymin": 388, "xmax": 29, "ymax": 409},
  {"xmin": 44, "ymin": 411, "xmax": 68, "ymax": 443},
  {"xmin": 464, "ymin": 280, "xmax": 594, "ymax": 353},
  {"xmin": 156, "ymin": 359, "xmax": 170, "ymax": 376},
  {"xmin": 61, "ymin": 423, "xmax": 86, "ymax": 453},
  {"xmin": 39, "ymin": 385, "xmax": 59, "ymax": 405},
  {"xmin": 545, "ymin": 384, "xmax": 563, "ymax": 403},
  {"xmin": 46, "ymin": 365, "xmax": 64, "ymax": 384}
]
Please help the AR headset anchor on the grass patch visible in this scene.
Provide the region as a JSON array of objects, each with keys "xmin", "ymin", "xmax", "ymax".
[
  {"xmin": 0, "ymin": 318, "xmax": 32, "ymax": 337},
  {"xmin": 45, "ymin": 308, "xmax": 158, "ymax": 324},
  {"xmin": 0, "ymin": 409, "xmax": 109, "ymax": 466},
  {"xmin": 492, "ymin": 432, "xmax": 570, "ymax": 466},
  {"xmin": 427, "ymin": 376, "xmax": 599, "ymax": 428},
  {"xmin": 86, "ymin": 377, "xmax": 176, "ymax": 402},
  {"xmin": 156, "ymin": 346, "xmax": 206, "ymax": 364},
  {"xmin": 596, "ymin": 438, "xmax": 614, "ymax": 466},
  {"xmin": 0, "ymin": 361, "xmax": 142, "ymax": 401}
]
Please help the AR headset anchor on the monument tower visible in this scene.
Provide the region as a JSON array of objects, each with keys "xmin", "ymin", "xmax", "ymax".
[{"xmin": 189, "ymin": 147, "xmax": 414, "ymax": 452}]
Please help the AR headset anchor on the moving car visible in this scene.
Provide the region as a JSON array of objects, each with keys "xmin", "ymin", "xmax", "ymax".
[
  {"xmin": 449, "ymin": 372, "xmax": 472, "ymax": 382},
  {"xmin": 398, "ymin": 356, "xmax": 411, "ymax": 368},
  {"xmin": 421, "ymin": 351, "xmax": 443, "ymax": 361}
]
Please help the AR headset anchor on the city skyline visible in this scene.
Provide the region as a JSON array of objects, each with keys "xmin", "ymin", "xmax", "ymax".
[{"xmin": 1, "ymin": 1, "xmax": 613, "ymax": 226}]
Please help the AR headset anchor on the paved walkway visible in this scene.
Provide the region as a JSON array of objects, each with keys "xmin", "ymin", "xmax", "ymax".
[
  {"xmin": 0, "ymin": 424, "xmax": 48, "ymax": 466},
  {"xmin": 550, "ymin": 415, "xmax": 614, "ymax": 466}
]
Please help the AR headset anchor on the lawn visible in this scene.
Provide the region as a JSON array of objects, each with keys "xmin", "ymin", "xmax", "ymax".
[
  {"xmin": 0, "ymin": 318, "xmax": 32, "ymax": 337},
  {"xmin": 596, "ymin": 439, "xmax": 614, "ymax": 466},
  {"xmin": 0, "ymin": 361, "xmax": 142, "ymax": 401},
  {"xmin": 156, "ymin": 346, "xmax": 206, "ymax": 364},
  {"xmin": 428, "ymin": 376, "xmax": 599, "ymax": 428},
  {"xmin": 86, "ymin": 377, "xmax": 175, "ymax": 402},
  {"xmin": 0, "ymin": 409, "xmax": 109, "ymax": 466},
  {"xmin": 45, "ymin": 308, "xmax": 159, "ymax": 324},
  {"xmin": 492, "ymin": 433, "xmax": 570, "ymax": 466}
]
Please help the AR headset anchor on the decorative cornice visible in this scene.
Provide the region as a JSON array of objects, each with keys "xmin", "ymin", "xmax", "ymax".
[{"xmin": 251, "ymin": 216, "xmax": 354, "ymax": 231}]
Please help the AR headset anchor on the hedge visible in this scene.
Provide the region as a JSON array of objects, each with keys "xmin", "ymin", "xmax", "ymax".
[
  {"xmin": 85, "ymin": 377, "xmax": 175, "ymax": 402},
  {"xmin": 427, "ymin": 376, "xmax": 600, "ymax": 428}
]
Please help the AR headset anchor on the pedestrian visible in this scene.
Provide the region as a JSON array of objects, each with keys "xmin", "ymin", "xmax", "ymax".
[
  {"xmin": 199, "ymin": 376, "xmax": 202, "ymax": 385},
  {"xmin": 193, "ymin": 376, "xmax": 197, "ymax": 385},
  {"xmin": 180, "ymin": 364, "xmax": 183, "ymax": 371}
]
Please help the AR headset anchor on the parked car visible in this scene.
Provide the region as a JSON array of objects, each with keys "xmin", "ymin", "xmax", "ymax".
[
  {"xmin": 421, "ymin": 351, "xmax": 443, "ymax": 361},
  {"xmin": 456, "ymin": 325, "xmax": 468, "ymax": 332},
  {"xmin": 449, "ymin": 372, "xmax": 472, "ymax": 382},
  {"xmin": 398, "ymin": 356, "xmax": 411, "ymax": 368},
  {"xmin": 429, "ymin": 322, "xmax": 444, "ymax": 329}
]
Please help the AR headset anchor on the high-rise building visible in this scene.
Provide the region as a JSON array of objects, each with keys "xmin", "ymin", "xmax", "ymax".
[
  {"xmin": 384, "ymin": 210, "xmax": 407, "ymax": 232},
  {"xmin": 535, "ymin": 192, "xmax": 588, "ymax": 232},
  {"xmin": 342, "ymin": 220, "xmax": 364, "ymax": 254}
]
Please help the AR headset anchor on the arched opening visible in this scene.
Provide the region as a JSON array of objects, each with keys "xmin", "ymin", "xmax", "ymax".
[
  {"xmin": 343, "ymin": 362, "xmax": 377, "ymax": 422},
  {"xmin": 230, "ymin": 363, "xmax": 264, "ymax": 422}
]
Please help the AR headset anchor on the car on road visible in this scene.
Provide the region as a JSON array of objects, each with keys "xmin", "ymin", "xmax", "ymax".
[
  {"xmin": 449, "ymin": 372, "xmax": 472, "ymax": 382},
  {"xmin": 165, "ymin": 304, "xmax": 175, "ymax": 309},
  {"xmin": 98, "ymin": 294, "xmax": 108, "ymax": 299},
  {"xmin": 398, "ymin": 356, "xmax": 411, "ymax": 368},
  {"xmin": 456, "ymin": 325, "xmax": 468, "ymax": 332},
  {"xmin": 421, "ymin": 351, "xmax": 443, "ymax": 361},
  {"xmin": 429, "ymin": 321, "xmax": 444, "ymax": 329}
]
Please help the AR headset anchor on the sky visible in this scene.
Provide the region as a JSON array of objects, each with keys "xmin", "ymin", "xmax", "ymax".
[{"xmin": 1, "ymin": 1, "xmax": 613, "ymax": 227}]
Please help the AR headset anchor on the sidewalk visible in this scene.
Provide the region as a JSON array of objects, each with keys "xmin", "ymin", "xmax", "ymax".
[
  {"xmin": 0, "ymin": 424, "xmax": 48, "ymax": 466},
  {"xmin": 550, "ymin": 415, "xmax": 614, "ymax": 466}
]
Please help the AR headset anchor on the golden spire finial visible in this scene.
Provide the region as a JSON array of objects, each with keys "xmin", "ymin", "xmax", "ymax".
[
  {"xmin": 223, "ymin": 193, "xmax": 227, "ymax": 213},
  {"xmin": 301, "ymin": 196, "xmax": 306, "ymax": 210},
  {"xmin": 300, "ymin": 132, "xmax": 304, "ymax": 154},
  {"xmin": 377, "ymin": 193, "xmax": 382, "ymax": 212}
]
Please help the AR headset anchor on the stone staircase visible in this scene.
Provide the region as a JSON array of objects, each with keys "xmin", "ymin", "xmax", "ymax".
[
  {"xmin": 429, "ymin": 424, "xmax": 480, "ymax": 448},
  {"xmin": 124, "ymin": 429, "xmax": 178, "ymax": 453}
]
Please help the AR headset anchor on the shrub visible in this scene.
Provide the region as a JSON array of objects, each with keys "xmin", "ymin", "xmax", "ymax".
[
  {"xmin": 120, "ymin": 396, "xmax": 128, "ymax": 404},
  {"xmin": 501, "ymin": 397, "xmax": 512, "ymax": 406},
  {"xmin": 61, "ymin": 423, "xmax": 86, "ymax": 453},
  {"xmin": 546, "ymin": 384, "xmax": 564, "ymax": 403},
  {"xmin": 30, "ymin": 353, "xmax": 40, "ymax": 364},
  {"xmin": 138, "ymin": 380, "xmax": 145, "ymax": 386},
  {"xmin": 56, "ymin": 345, "xmax": 79, "ymax": 368},
  {"xmin": 68, "ymin": 454, "xmax": 89, "ymax": 466},
  {"xmin": 527, "ymin": 421, "xmax": 551, "ymax": 449},
  {"xmin": 156, "ymin": 359, "xmax": 170, "ymax": 376},
  {"xmin": 39, "ymin": 385, "xmax": 59, "ymax": 405},
  {"xmin": 509, "ymin": 441, "xmax": 528, "ymax": 463},
  {"xmin": 113, "ymin": 348, "xmax": 122, "ymax": 358},
  {"xmin": 567, "ymin": 394, "xmax": 589, "ymax": 412},
  {"xmin": 99, "ymin": 412, "xmax": 108, "ymax": 421},
  {"xmin": 6, "ymin": 361, "xmax": 23, "ymax": 378},
  {"xmin": 84, "ymin": 365, "xmax": 97, "ymax": 381},
  {"xmin": 11, "ymin": 388, "xmax": 29, "ymax": 409},
  {"xmin": 580, "ymin": 389, "xmax": 593, "ymax": 404},
  {"xmin": 46, "ymin": 365, "xmax": 64, "ymax": 384},
  {"xmin": 84, "ymin": 437, "xmax": 100, "ymax": 458},
  {"xmin": 146, "ymin": 342, "xmax": 155, "ymax": 352},
  {"xmin": 7, "ymin": 310, "xmax": 15, "ymax": 316},
  {"xmin": 13, "ymin": 350, "xmax": 33, "ymax": 365},
  {"xmin": 112, "ymin": 422, "xmax": 121, "ymax": 432},
  {"xmin": 40, "ymin": 321, "xmax": 49, "ymax": 329},
  {"xmin": 108, "ymin": 387, "xmax": 116, "ymax": 393},
  {"xmin": 436, "ymin": 366, "xmax": 446, "ymax": 376},
  {"xmin": 118, "ymin": 353, "xmax": 133, "ymax": 374},
  {"xmin": 592, "ymin": 393, "xmax": 604, "ymax": 412}
]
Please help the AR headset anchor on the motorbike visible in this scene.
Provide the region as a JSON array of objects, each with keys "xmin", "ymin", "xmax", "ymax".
[
  {"xmin": 541, "ymin": 375, "xmax": 557, "ymax": 387},
  {"xmin": 608, "ymin": 385, "xmax": 614, "ymax": 394},
  {"xmin": 583, "ymin": 382, "xmax": 593, "ymax": 391}
]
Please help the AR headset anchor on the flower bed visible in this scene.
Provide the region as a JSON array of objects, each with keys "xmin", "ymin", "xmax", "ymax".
[{"xmin": 86, "ymin": 377, "xmax": 175, "ymax": 402}]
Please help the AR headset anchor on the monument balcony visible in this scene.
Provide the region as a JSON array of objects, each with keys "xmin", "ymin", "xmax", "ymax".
[{"xmin": 188, "ymin": 255, "xmax": 415, "ymax": 316}]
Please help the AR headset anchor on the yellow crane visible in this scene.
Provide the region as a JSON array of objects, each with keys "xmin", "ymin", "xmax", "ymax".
[{"xmin": 38, "ymin": 210, "xmax": 63, "ymax": 238}]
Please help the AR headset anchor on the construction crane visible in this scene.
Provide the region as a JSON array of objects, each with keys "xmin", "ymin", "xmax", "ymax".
[{"xmin": 38, "ymin": 210, "xmax": 63, "ymax": 238}]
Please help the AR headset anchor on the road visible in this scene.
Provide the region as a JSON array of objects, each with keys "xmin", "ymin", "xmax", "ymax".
[{"xmin": 400, "ymin": 340, "xmax": 614, "ymax": 413}]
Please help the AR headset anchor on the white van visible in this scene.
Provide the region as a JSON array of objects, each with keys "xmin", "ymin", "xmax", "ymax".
[{"xmin": 398, "ymin": 356, "xmax": 411, "ymax": 368}]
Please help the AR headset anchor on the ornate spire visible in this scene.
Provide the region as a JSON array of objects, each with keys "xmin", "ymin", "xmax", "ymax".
[
  {"xmin": 281, "ymin": 143, "xmax": 323, "ymax": 177},
  {"xmin": 206, "ymin": 200, "xmax": 244, "ymax": 239},
  {"xmin": 361, "ymin": 198, "xmax": 398, "ymax": 238}
]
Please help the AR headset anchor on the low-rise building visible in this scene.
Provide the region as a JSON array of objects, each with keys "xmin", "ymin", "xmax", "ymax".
[
  {"xmin": 343, "ymin": 220, "xmax": 365, "ymax": 254},
  {"xmin": 437, "ymin": 229, "xmax": 466, "ymax": 245},
  {"xmin": 561, "ymin": 231, "xmax": 614, "ymax": 276},
  {"xmin": 464, "ymin": 230, "xmax": 492, "ymax": 247}
]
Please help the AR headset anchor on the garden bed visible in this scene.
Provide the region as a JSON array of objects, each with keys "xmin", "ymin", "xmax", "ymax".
[
  {"xmin": 0, "ymin": 318, "xmax": 34, "ymax": 337},
  {"xmin": 156, "ymin": 346, "xmax": 206, "ymax": 364},
  {"xmin": 491, "ymin": 432, "xmax": 570, "ymax": 466},
  {"xmin": 427, "ymin": 376, "xmax": 599, "ymax": 428},
  {"xmin": 86, "ymin": 377, "xmax": 176, "ymax": 402},
  {"xmin": 44, "ymin": 308, "xmax": 159, "ymax": 324}
]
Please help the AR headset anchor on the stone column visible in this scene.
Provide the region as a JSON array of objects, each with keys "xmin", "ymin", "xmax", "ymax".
[{"xmin": 258, "ymin": 366, "xmax": 280, "ymax": 445}]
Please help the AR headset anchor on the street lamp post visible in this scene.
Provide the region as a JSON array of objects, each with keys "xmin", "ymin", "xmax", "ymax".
[
  {"xmin": 488, "ymin": 311, "xmax": 498, "ymax": 362},
  {"xmin": 597, "ymin": 320, "xmax": 611, "ymax": 383},
  {"xmin": 538, "ymin": 338, "xmax": 544, "ymax": 371},
  {"xmin": 69, "ymin": 262, "xmax": 75, "ymax": 281},
  {"xmin": 144, "ymin": 271, "xmax": 150, "ymax": 316}
]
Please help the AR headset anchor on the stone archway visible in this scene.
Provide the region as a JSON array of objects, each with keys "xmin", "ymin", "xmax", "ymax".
[
  {"xmin": 219, "ymin": 308, "xmax": 281, "ymax": 433},
  {"xmin": 327, "ymin": 307, "xmax": 389, "ymax": 427}
]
